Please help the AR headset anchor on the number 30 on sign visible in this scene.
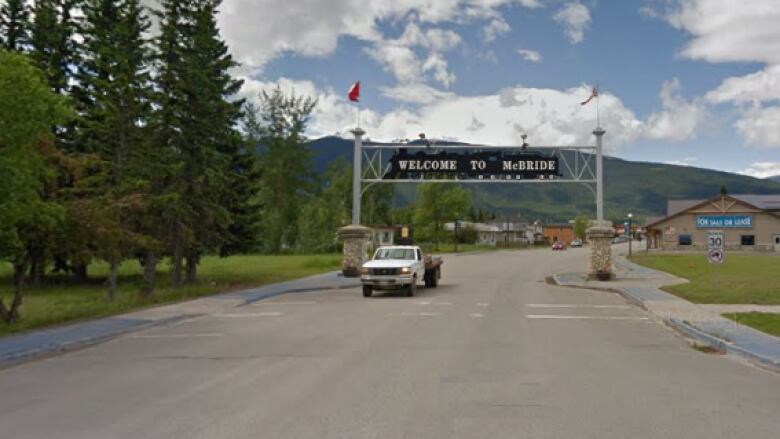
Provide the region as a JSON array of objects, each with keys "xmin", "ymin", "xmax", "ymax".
[{"xmin": 707, "ymin": 232, "xmax": 724, "ymax": 250}]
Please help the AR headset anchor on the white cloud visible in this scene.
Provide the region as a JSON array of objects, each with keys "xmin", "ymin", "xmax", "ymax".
[
  {"xmin": 422, "ymin": 53, "xmax": 456, "ymax": 87},
  {"xmin": 553, "ymin": 1, "xmax": 591, "ymax": 44},
  {"xmin": 658, "ymin": 1, "xmax": 780, "ymax": 148},
  {"xmin": 740, "ymin": 162, "xmax": 780, "ymax": 179},
  {"xmin": 664, "ymin": 157, "xmax": 697, "ymax": 167},
  {"xmin": 517, "ymin": 48, "xmax": 542, "ymax": 62},
  {"xmin": 482, "ymin": 17, "xmax": 510, "ymax": 42},
  {"xmin": 368, "ymin": 43, "xmax": 422, "ymax": 84},
  {"xmin": 706, "ymin": 65, "xmax": 780, "ymax": 104},
  {"xmin": 379, "ymin": 83, "xmax": 455, "ymax": 104},
  {"xmin": 642, "ymin": 78, "xmax": 705, "ymax": 142},
  {"xmin": 734, "ymin": 106, "xmax": 780, "ymax": 148},
  {"xmin": 217, "ymin": 0, "xmax": 534, "ymax": 69},
  {"xmin": 664, "ymin": 0, "xmax": 780, "ymax": 64}
]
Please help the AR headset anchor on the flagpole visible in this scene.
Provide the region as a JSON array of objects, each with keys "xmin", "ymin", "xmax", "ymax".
[{"xmin": 596, "ymin": 81, "xmax": 601, "ymax": 128}]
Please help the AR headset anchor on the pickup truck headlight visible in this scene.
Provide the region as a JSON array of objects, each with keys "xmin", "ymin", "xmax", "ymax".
[{"xmin": 400, "ymin": 267, "xmax": 412, "ymax": 275}]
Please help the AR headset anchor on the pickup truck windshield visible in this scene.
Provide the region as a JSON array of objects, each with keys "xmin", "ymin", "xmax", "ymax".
[{"xmin": 374, "ymin": 248, "xmax": 415, "ymax": 260}]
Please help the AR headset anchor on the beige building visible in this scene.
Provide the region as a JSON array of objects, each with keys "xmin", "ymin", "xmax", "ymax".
[{"xmin": 646, "ymin": 194, "xmax": 780, "ymax": 252}]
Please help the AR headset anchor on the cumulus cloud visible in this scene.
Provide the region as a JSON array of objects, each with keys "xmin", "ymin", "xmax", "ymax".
[
  {"xmin": 734, "ymin": 106, "xmax": 780, "ymax": 148},
  {"xmin": 642, "ymin": 78, "xmax": 706, "ymax": 142},
  {"xmin": 517, "ymin": 48, "xmax": 542, "ymax": 62},
  {"xmin": 482, "ymin": 17, "xmax": 510, "ymax": 42},
  {"xmin": 379, "ymin": 83, "xmax": 455, "ymax": 104},
  {"xmin": 740, "ymin": 162, "xmax": 780, "ymax": 179},
  {"xmin": 553, "ymin": 1, "xmax": 591, "ymax": 44},
  {"xmin": 216, "ymin": 0, "xmax": 533, "ymax": 69},
  {"xmin": 705, "ymin": 65, "xmax": 780, "ymax": 104},
  {"xmin": 658, "ymin": 0, "xmax": 780, "ymax": 148}
]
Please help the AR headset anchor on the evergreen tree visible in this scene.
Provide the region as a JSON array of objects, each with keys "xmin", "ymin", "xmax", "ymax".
[
  {"xmin": 412, "ymin": 183, "xmax": 471, "ymax": 250},
  {"xmin": 0, "ymin": 0, "xmax": 31, "ymax": 51},
  {"xmin": 73, "ymin": 0, "xmax": 154, "ymax": 299},
  {"xmin": 30, "ymin": 0, "xmax": 82, "ymax": 95},
  {"xmin": 256, "ymin": 86, "xmax": 317, "ymax": 253}
]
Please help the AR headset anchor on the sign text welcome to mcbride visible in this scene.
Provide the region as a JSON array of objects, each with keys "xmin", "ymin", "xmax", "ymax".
[{"xmin": 387, "ymin": 150, "xmax": 560, "ymax": 180}]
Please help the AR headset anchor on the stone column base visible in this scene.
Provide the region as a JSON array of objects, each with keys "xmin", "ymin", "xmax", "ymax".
[
  {"xmin": 338, "ymin": 225, "xmax": 372, "ymax": 277},
  {"xmin": 586, "ymin": 225, "xmax": 615, "ymax": 280}
]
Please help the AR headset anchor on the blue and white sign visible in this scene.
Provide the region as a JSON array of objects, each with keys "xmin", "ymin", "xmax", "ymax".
[{"xmin": 696, "ymin": 215, "xmax": 753, "ymax": 228}]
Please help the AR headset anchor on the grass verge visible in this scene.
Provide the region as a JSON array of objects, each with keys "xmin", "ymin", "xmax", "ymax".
[
  {"xmin": 0, "ymin": 254, "xmax": 340, "ymax": 337},
  {"xmin": 722, "ymin": 312, "xmax": 780, "ymax": 338},
  {"xmin": 628, "ymin": 253, "xmax": 780, "ymax": 304}
]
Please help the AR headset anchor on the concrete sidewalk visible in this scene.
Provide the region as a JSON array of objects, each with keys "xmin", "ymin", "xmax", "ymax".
[
  {"xmin": 0, "ymin": 271, "xmax": 359, "ymax": 367},
  {"xmin": 554, "ymin": 252, "xmax": 780, "ymax": 372}
]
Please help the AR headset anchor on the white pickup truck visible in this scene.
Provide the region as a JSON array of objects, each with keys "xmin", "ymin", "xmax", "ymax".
[{"xmin": 360, "ymin": 245, "xmax": 443, "ymax": 297}]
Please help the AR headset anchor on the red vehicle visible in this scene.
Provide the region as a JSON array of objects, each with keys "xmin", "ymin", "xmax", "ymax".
[{"xmin": 551, "ymin": 241, "xmax": 566, "ymax": 251}]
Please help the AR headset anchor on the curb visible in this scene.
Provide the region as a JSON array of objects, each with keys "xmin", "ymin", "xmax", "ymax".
[
  {"xmin": 667, "ymin": 318, "xmax": 780, "ymax": 372},
  {"xmin": 1, "ymin": 272, "xmax": 359, "ymax": 368},
  {"xmin": 0, "ymin": 314, "xmax": 194, "ymax": 369}
]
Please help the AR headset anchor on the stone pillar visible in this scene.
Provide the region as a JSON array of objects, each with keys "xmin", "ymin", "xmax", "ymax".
[
  {"xmin": 338, "ymin": 225, "xmax": 372, "ymax": 277},
  {"xmin": 587, "ymin": 224, "xmax": 615, "ymax": 280}
]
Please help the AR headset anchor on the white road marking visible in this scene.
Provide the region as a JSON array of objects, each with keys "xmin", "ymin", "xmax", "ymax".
[
  {"xmin": 526, "ymin": 304, "xmax": 631, "ymax": 309},
  {"xmin": 433, "ymin": 302, "xmax": 453, "ymax": 305},
  {"xmin": 390, "ymin": 312, "xmax": 441, "ymax": 317},
  {"xmin": 470, "ymin": 313, "xmax": 484, "ymax": 318},
  {"xmin": 477, "ymin": 302, "xmax": 489, "ymax": 307},
  {"xmin": 414, "ymin": 301, "xmax": 432, "ymax": 305},
  {"xmin": 255, "ymin": 301, "xmax": 316, "ymax": 306},
  {"xmin": 129, "ymin": 333, "xmax": 223, "ymax": 339},
  {"xmin": 525, "ymin": 314, "xmax": 648, "ymax": 321},
  {"xmin": 214, "ymin": 312, "xmax": 284, "ymax": 317}
]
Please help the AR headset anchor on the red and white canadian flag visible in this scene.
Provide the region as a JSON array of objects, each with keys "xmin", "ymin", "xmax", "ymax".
[{"xmin": 347, "ymin": 81, "xmax": 360, "ymax": 102}]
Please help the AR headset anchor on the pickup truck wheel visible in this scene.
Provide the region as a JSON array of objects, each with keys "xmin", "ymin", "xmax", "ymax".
[
  {"xmin": 407, "ymin": 277, "xmax": 417, "ymax": 297},
  {"xmin": 362, "ymin": 286, "xmax": 372, "ymax": 297}
]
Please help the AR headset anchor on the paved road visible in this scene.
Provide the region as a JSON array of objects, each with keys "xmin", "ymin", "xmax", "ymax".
[{"xmin": 1, "ymin": 247, "xmax": 779, "ymax": 438}]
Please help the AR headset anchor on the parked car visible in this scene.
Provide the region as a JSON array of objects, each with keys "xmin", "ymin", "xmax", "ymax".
[
  {"xmin": 570, "ymin": 239, "xmax": 583, "ymax": 247},
  {"xmin": 612, "ymin": 235, "xmax": 629, "ymax": 244},
  {"xmin": 551, "ymin": 241, "xmax": 566, "ymax": 251}
]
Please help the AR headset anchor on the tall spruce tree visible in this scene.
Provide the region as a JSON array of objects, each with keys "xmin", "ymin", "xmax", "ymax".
[
  {"xmin": 0, "ymin": 0, "xmax": 31, "ymax": 51},
  {"xmin": 153, "ymin": 0, "xmax": 244, "ymax": 286},
  {"xmin": 75, "ymin": 0, "xmax": 154, "ymax": 300}
]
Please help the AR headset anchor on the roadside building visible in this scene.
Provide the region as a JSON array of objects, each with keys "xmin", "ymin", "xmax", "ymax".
[
  {"xmin": 645, "ymin": 194, "xmax": 780, "ymax": 251},
  {"xmin": 368, "ymin": 225, "xmax": 395, "ymax": 248},
  {"xmin": 543, "ymin": 223, "xmax": 575, "ymax": 244},
  {"xmin": 443, "ymin": 221, "xmax": 536, "ymax": 246}
]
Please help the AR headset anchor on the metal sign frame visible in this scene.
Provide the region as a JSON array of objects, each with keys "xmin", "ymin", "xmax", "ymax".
[{"xmin": 349, "ymin": 128, "xmax": 607, "ymax": 225}]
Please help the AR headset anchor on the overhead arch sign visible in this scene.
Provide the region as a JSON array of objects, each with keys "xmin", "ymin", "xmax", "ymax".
[{"xmin": 388, "ymin": 150, "xmax": 560, "ymax": 180}]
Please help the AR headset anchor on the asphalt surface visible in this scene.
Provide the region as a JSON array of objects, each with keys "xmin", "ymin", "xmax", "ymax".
[{"xmin": 1, "ymin": 247, "xmax": 779, "ymax": 438}]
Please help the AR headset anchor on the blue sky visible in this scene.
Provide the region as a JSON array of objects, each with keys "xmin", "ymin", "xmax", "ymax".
[{"xmin": 219, "ymin": 0, "xmax": 780, "ymax": 178}]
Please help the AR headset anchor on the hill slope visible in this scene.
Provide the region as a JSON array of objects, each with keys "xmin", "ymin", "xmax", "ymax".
[{"xmin": 308, "ymin": 136, "xmax": 780, "ymax": 222}]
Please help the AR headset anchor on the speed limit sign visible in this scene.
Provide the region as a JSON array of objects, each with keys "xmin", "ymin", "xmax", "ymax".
[{"xmin": 707, "ymin": 232, "xmax": 724, "ymax": 250}]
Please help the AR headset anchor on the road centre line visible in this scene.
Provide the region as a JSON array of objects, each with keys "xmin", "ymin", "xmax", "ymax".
[
  {"xmin": 526, "ymin": 304, "xmax": 631, "ymax": 309},
  {"xmin": 525, "ymin": 315, "xmax": 648, "ymax": 321},
  {"xmin": 390, "ymin": 312, "xmax": 441, "ymax": 316},
  {"xmin": 214, "ymin": 312, "xmax": 284, "ymax": 317}
]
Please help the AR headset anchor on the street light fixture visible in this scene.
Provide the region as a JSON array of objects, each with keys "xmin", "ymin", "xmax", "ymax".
[{"xmin": 627, "ymin": 213, "xmax": 633, "ymax": 257}]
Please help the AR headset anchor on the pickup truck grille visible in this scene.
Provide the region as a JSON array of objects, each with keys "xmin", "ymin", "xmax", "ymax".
[{"xmin": 369, "ymin": 268, "xmax": 400, "ymax": 276}]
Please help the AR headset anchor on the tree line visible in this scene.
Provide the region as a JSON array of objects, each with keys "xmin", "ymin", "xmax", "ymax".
[
  {"xmin": 0, "ymin": 0, "xmax": 381, "ymax": 323},
  {"xmin": 0, "ymin": 0, "xmax": 480, "ymax": 325}
]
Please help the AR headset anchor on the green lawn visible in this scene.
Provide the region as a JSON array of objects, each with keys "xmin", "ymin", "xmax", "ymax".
[
  {"xmin": 723, "ymin": 313, "xmax": 780, "ymax": 337},
  {"xmin": 0, "ymin": 254, "xmax": 340, "ymax": 336},
  {"xmin": 629, "ymin": 253, "xmax": 780, "ymax": 304}
]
